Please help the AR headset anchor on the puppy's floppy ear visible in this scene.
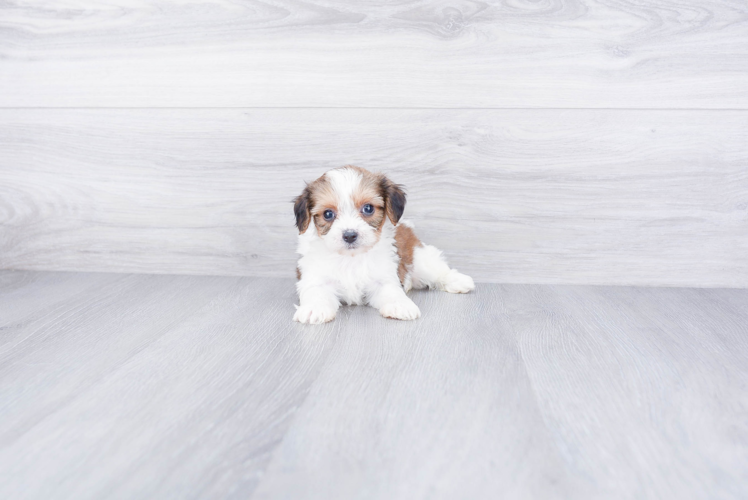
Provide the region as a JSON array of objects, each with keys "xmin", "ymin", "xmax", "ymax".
[
  {"xmin": 293, "ymin": 185, "xmax": 312, "ymax": 233},
  {"xmin": 380, "ymin": 175, "xmax": 407, "ymax": 225}
]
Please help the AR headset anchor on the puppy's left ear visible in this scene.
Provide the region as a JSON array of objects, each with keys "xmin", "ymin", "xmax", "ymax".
[
  {"xmin": 381, "ymin": 176, "xmax": 407, "ymax": 225},
  {"xmin": 293, "ymin": 185, "xmax": 312, "ymax": 233}
]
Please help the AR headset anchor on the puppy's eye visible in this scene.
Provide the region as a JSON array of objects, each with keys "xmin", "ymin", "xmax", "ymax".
[
  {"xmin": 323, "ymin": 209, "xmax": 335, "ymax": 221},
  {"xmin": 362, "ymin": 204, "xmax": 374, "ymax": 215}
]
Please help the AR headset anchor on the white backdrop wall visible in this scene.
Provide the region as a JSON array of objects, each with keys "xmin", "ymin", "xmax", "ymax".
[{"xmin": 1, "ymin": 1, "xmax": 747, "ymax": 286}]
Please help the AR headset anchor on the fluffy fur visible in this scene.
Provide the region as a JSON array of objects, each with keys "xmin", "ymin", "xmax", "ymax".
[{"xmin": 293, "ymin": 166, "xmax": 474, "ymax": 324}]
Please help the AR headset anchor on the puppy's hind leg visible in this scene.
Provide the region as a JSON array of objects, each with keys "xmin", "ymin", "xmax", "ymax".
[{"xmin": 411, "ymin": 244, "xmax": 475, "ymax": 294}]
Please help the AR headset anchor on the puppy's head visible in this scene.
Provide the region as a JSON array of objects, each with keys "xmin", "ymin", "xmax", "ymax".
[{"xmin": 294, "ymin": 166, "xmax": 406, "ymax": 255}]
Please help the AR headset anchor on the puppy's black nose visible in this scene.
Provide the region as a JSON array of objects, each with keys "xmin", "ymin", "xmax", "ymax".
[{"xmin": 342, "ymin": 231, "xmax": 358, "ymax": 244}]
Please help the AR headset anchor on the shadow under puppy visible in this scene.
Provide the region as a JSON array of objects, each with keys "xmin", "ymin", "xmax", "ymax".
[{"xmin": 293, "ymin": 165, "xmax": 474, "ymax": 324}]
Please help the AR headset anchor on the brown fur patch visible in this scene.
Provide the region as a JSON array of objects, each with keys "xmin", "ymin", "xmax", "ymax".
[
  {"xmin": 395, "ymin": 224, "xmax": 422, "ymax": 284},
  {"xmin": 355, "ymin": 173, "xmax": 386, "ymax": 231},
  {"xmin": 303, "ymin": 175, "xmax": 337, "ymax": 236},
  {"xmin": 312, "ymin": 211, "xmax": 335, "ymax": 236},
  {"xmin": 296, "ymin": 267, "xmax": 301, "ymax": 280},
  {"xmin": 352, "ymin": 171, "xmax": 384, "ymax": 209},
  {"xmin": 347, "ymin": 166, "xmax": 396, "ymax": 232},
  {"xmin": 362, "ymin": 203, "xmax": 386, "ymax": 232}
]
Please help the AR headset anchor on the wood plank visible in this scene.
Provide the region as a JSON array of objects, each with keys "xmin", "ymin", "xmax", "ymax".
[
  {"xmin": 0, "ymin": 272, "xmax": 338, "ymax": 499},
  {"xmin": 1, "ymin": 1, "xmax": 747, "ymax": 108},
  {"xmin": 0, "ymin": 270, "xmax": 116, "ymax": 327},
  {"xmin": 251, "ymin": 283, "xmax": 748, "ymax": 499},
  {"xmin": 2, "ymin": 271, "xmax": 747, "ymax": 498},
  {"xmin": 252, "ymin": 284, "xmax": 587, "ymax": 500},
  {"xmin": 508, "ymin": 285, "xmax": 748, "ymax": 499},
  {"xmin": 1, "ymin": 108, "xmax": 746, "ymax": 287}
]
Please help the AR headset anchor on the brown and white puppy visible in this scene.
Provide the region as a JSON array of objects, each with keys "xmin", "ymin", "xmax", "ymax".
[{"xmin": 293, "ymin": 166, "xmax": 474, "ymax": 324}]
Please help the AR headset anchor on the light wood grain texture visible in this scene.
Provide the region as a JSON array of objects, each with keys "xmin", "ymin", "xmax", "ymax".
[
  {"xmin": 256, "ymin": 282, "xmax": 748, "ymax": 500},
  {"xmin": 1, "ymin": 108, "xmax": 746, "ymax": 287},
  {"xmin": 1, "ymin": 0, "xmax": 747, "ymax": 108},
  {"xmin": 1, "ymin": 271, "xmax": 747, "ymax": 499},
  {"xmin": 253, "ymin": 283, "xmax": 587, "ymax": 500},
  {"xmin": 0, "ymin": 271, "xmax": 339, "ymax": 499},
  {"xmin": 507, "ymin": 285, "xmax": 748, "ymax": 499}
]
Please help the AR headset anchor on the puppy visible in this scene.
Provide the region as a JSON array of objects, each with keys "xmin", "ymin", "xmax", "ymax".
[{"xmin": 293, "ymin": 166, "xmax": 474, "ymax": 324}]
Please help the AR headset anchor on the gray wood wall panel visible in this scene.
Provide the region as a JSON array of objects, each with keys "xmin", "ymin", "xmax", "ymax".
[
  {"xmin": 1, "ymin": 0, "xmax": 747, "ymax": 108},
  {"xmin": 2, "ymin": 108, "xmax": 746, "ymax": 287}
]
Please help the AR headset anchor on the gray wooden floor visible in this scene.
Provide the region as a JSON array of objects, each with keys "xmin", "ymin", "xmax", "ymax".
[{"xmin": 1, "ymin": 271, "xmax": 746, "ymax": 499}]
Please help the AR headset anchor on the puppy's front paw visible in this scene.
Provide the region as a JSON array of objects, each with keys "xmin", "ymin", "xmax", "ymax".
[
  {"xmin": 293, "ymin": 303, "xmax": 337, "ymax": 324},
  {"xmin": 440, "ymin": 269, "xmax": 475, "ymax": 294},
  {"xmin": 380, "ymin": 298, "xmax": 421, "ymax": 321}
]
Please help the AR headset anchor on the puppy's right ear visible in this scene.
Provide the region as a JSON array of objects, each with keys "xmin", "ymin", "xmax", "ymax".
[{"xmin": 293, "ymin": 186, "xmax": 312, "ymax": 234}]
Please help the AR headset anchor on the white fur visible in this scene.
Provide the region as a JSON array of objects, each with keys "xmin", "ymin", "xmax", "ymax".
[
  {"xmin": 411, "ymin": 245, "xmax": 476, "ymax": 293},
  {"xmin": 294, "ymin": 168, "xmax": 474, "ymax": 324}
]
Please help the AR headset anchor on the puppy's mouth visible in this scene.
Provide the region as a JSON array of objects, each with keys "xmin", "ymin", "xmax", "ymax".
[{"xmin": 339, "ymin": 241, "xmax": 369, "ymax": 255}]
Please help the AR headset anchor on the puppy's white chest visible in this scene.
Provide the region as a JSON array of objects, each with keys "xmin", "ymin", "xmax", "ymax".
[
  {"xmin": 297, "ymin": 231, "xmax": 400, "ymax": 306},
  {"xmin": 327, "ymin": 252, "xmax": 392, "ymax": 305},
  {"xmin": 334, "ymin": 264, "xmax": 373, "ymax": 305}
]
